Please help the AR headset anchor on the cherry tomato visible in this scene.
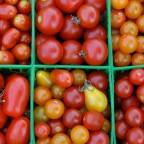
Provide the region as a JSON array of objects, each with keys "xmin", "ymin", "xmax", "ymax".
[
  {"xmin": 48, "ymin": 119, "xmax": 66, "ymax": 136},
  {"xmin": 136, "ymin": 36, "xmax": 144, "ymax": 53},
  {"xmin": 102, "ymin": 103, "xmax": 111, "ymax": 118},
  {"xmin": 0, "ymin": 73, "xmax": 4, "ymax": 90},
  {"xmin": 11, "ymin": 43, "xmax": 31, "ymax": 61},
  {"xmin": 36, "ymin": 70, "xmax": 54, "ymax": 89},
  {"xmin": 129, "ymin": 68, "xmax": 144, "ymax": 85},
  {"xmin": 136, "ymin": 84, "xmax": 144, "ymax": 103},
  {"xmin": 44, "ymin": 99, "xmax": 65, "ymax": 119},
  {"xmin": 0, "ymin": 104, "xmax": 8, "ymax": 129},
  {"xmin": 87, "ymin": 71, "xmax": 108, "ymax": 91},
  {"xmin": 76, "ymin": 4, "xmax": 100, "ymax": 28},
  {"xmin": 60, "ymin": 40, "xmax": 83, "ymax": 65},
  {"xmin": 55, "ymin": 0, "xmax": 83, "ymax": 13},
  {"xmin": 126, "ymin": 127, "xmax": 144, "ymax": 144},
  {"xmin": 13, "ymin": 14, "xmax": 31, "ymax": 32},
  {"xmin": 37, "ymin": 39, "xmax": 63, "ymax": 64},
  {"xmin": 0, "ymin": 50, "xmax": 15, "ymax": 64},
  {"xmin": 83, "ymin": 0, "xmax": 106, "ymax": 14},
  {"xmin": 34, "ymin": 86, "xmax": 52, "ymax": 106},
  {"xmin": 51, "ymin": 69, "xmax": 73, "ymax": 88},
  {"xmin": 83, "ymin": 25, "xmax": 107, "ymax": 41},
  {"xmin": 115, "ymin": 109, "xmax": 125, "ymax": 122},
  {"xmin": 120, "ymin": 21, "xmax": 138, "ymax": 36},
  {"xmin": 59, "ymin": 15, "xmax": 84, "ymax": 41},
  {"xmin": 111, "ymin": 0, "xmax": 128, "ymax": 10},
  {"xmin": 111, "ymin": 9, "xmax": 126, "ymax": 29},
  {"xmin": 80, "ymin": 38, "xmax": 108, "ymax": 65},
  {"xmin": 125, "ymin": 107, "xmax": 143, "ymax": 127},
  {"xmin": 70, "ymin": 125, "xmax": 89, "ymax": 144},
  {"xmin": 63, "ymin": 108, "xmax": 83, "ymax": 129},
  {"xmin": 115, "ymin": 120, "xmax": 130, "ymax": 139},
  {"xmin": 36, "ymin": 6, "xmax": 64, "ymax": 35},
  {"xmin": 17, "ymin": 0, "xmax": 31, "ymax": 15},
  {"xmin": 35, "ymin": 33, "xmax": 55, "ymax": 50},
  {"xmin": 36, "ymin": 137, "xmax": 51, "ymax": 144},
  {"xmin": 0, "ymin": 19, "xmax": 10, "ymax": 36},
  {"xmin": 113, "ymin": 50, "xmax": 131, "ymax": 67},
  {"xmin": 63, "ymin": 86, "xmax": 85, "ymax": 109},
  {"xmin": 102, "ymin": 119, "xmax": 111, "ymax": 133},
  {"xmin": 34, "ymin": 122, "xmax": 50, "ymax": 139},
  {"xmin": 2, "ymin": 28, "xmax": 21, "ymax": 49},
  {"xmin": 124, "ymin": 0, "xmax": 143, "ymax": 19},
  {"xmin": 112, "ymin": 34, "xmax": 120, "ymax": 51},
  {"xmin": 121, "ymin": 95, "xmax": 140, "ymax": 111},
  {"xmin": 3, "ymin": 74, "xmax": 30, "ymax": 117},
  {"xmin": 51, "ymin": 133, "xmax": 71, "ymax": 144},
  {"xmin": 4, "ymin": 0, "xmax": 18, "ymax": 5},
  {"xmin": 34, "ymin": 106, "xmax": 49, "ymax": 124},
  {"xmin": 0, "ymin": 132, "xmax": 5, "ymax": 144},
  {"xmin": 131, "ymin": 52, "xmax": 144, "ymax": 65},
  {"xmin": 114, "ymin": 79, "xmax": 134, "ymax": 98},
  {"xmin": 0, "ymin": 4, "xmax": 17, "ymax": 19},
  {"xmin": 136, "ymin": 14, "xmax": 144, "ymax": 33},
  {"xmin": 6, "ymin": 116, "xmax": 30, "ymax": 144},
  {"xmin": 71, "ymin": 69, "xmax": 87, "ymax": 86},
  {"xmin": 119, "ymin": 34, "xmax": 138, "ymax": 54},
  {"xmin": 18, "ymin": 32, "xmax": 31, "ymax": 45},
  {"xmin": 83, "ymin": 110, "xmax": 104, "ymax": 131},
  {"xmin": 87, "ymin": 130, "xmax": 109, "ymax": 144}
]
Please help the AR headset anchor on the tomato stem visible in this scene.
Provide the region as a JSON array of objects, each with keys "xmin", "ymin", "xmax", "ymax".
[
  {"xmin": 79, "ymin": 51, "xmax": 87, "ymax": 57},
  {"xmin": 71, "ymin": 15, "xmax": 81, "ymax": 25}
]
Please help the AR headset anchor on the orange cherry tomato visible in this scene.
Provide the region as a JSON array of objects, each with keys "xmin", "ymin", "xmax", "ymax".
[
  {"xmin": 136, "ymin": 36, "xmax": 144, "ymax": 53},
  {"xmin": 111, "ymin": 0, "xmax": 128, "ymax": 10},
  {"xmin": 36, "ymin": 137, "xmax": 51, "ymax": 144},
  {"xmin": 112, "ymin": 34, "xmax": 120, "ymax": 51},
  {"xmin": 132, "ymin": 53, "xmax": 144, "ymax": 65},
  {"xmin": 136, "ymin": 14, "xmax": 144, "ymax": 33}
]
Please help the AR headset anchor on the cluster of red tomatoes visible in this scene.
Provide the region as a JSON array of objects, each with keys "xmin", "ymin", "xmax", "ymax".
[
  {"xmin": 0, "ymin": 0, "xmax": 31, "ymax": 64},
  {"xmin": 111, "ymin": 0, "xmax": 144, "ymax": 66},
  {"xmin": 35, "ymin": 0, "xmax": 108, "ymax": 65},
  {"xmin": 114, "ymin": 68, "xmax": 144, "ymax": 143},
  {"xmin": 0, "ymin": 72, "xmax": 30, "ymax": 144},
  {"xmin": 34, "ymin": 69, "xmax": 110, "ymax": 144}
]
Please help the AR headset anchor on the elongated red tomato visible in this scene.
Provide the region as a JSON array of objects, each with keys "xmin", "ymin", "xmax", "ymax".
[
  {"xmin": 2, "ymin": 28, "xmax": 21, "ymax": 49},
  {"xmin": 0, "ymin": 19, "xmax": 10, "ymax": 36},
  {"xmin": 0, "ymin": 4, "xmax": 17, "ymax": 19},
  {"xmin": 80, "ymin": 38, "xmax": 108, "ymax": 65},
  {"xmin": 51, "ymin": 69, "xmax": 73, "ymax": 88},
  {"xmin": 2, "ymin": 75, "xmax": 30, "ymax": 117},
  {"xmin": 6, "ymin": 116, "xmax": 30, "ymax": 144}
]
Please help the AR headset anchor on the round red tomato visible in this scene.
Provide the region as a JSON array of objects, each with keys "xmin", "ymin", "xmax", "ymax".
[
  {"xmin": 136, "ymin": 84, "xmax": 144, "ymax": 103},
  {"xmin": 87, "ymin": 71, "xmax": 108, "ymax": 91},
  {"xmin": 37, "ymin": 39, "xmax": 63, "ymax": 64},
  {"xmin": 87, "ymin": 130, "xmax": 109, "ymax": 144},
  {"xmin": 76, "ymin": 4, "xmax": 100, "ymax": 28},
  {"xmin": 115, "ymin": 109, "xmax": 125, "ymax": 122},
  {"xmin": 114, "ymin": 79, "xmax": 134, "ymax": 98},
  {"xmin": 0, "ymin": 132, "xmax": 5, "ymax": 144},
  {"xmin": 130, "ymin": 69, "xmax": 144, "ymax": 86},
  {"xmin": 63, "ymin": 108, "xmax": 83, "ymax": 129},
  {"xmin": 83, "ymin": 110, "xmax": 104, "ymax": 131},
  {"xmin": 80, "ymin": 38, "xmax": 108, "ymax": 65},
  {"xmin": 55, "ymin": 0, "xmax": 84, "ymax": 13},
  {"xmin": 51, "ymin": 69, "xmax": 73, "ymax": 88},
  {"xmin": 6, "ymin": 116, "xmax": 30, "ymax": 144},
  {"xmin": 36, "ymin": 6, "xmax": 64, "ymax": 35},
  {"xmin": 18, "ymin": 32, "xmax": 31, "ymax": 45},
  {"xmin": 0, "ymin": 19, "xmax": 10, "ymax": 36},
  {"xmin": 60, "ymin": 40, "xmax": 83, "ymax": 65},
  {"xmin": 59, "ymin": 15, "xmax": 84, "ymax": 40},
  {"xmin": 63, "ymin": 86, "xmax": 85, "ymax": 108}
]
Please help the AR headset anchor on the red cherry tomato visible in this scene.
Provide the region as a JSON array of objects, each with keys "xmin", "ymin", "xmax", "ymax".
[
  {"xmin": 0, "ymin": 132, "xmax": 5, "ymax": 144},
  {"xmin": 60, "ymin": 40, "xmax": 84, "ymax": 65},
  {"xmin": 0, "ymin": 73, "xmax": 4, "ymax": 90},
  {"xmin": 2, "ymin": 74, "xmax": 30, "ymax": 117},
  {"xmin": 0, "ymin": 19, "xmax": 10, "ymax": 36},
  {"xmin": 51, "ymin": 69, "xmax": 73, "ymax": 88},
  {"xmin": 18, "ymin": 32, "xmax": 31, "ymax": 45},
  {"xmin": 115, "ymin": 109, "xmax": 125, "ymax": 122},
  {"xmin": 6, "ymin": 116, "xmax": 30, "ymax": 144},
  {"xmin": 136, "ymin": 84, "xmax": 144, "ymax": 103},
  {"xmin": 2, "ymin": 28, "xmax": 21, "ymax": 49},
  {"xmin": 4, "ymin": 0, "xmax": 18, "ymax": 5},
  {"xmin": 36, "ymin": 6, "xmax": 64, "ymax": 35}
]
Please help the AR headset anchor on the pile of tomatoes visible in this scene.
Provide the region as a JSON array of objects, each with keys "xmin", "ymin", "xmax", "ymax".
[
  {"xmin": 0, "ymin": 0, "xmax": 31, "ymax": 64},
  {"xmin": 114, "ymin": 68, "xmax": 144, "ymax": 143},
  {"xmin": 0, "ymin": 72, "xmax": 30, "ymax": 144},
  {"xmin": 34, "ymin": 68, "xmax": 111, "ymax": 143},
  {"xmin": 35, "ymin": 0, "xmax": 108, "ymax": 66},
  {"xmin": 111, "ymin": 0, "xmax": 144, "ymax": 66}
]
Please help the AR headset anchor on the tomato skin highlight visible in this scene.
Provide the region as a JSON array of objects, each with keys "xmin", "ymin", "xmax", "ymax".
[
  {"xmin": 0, "ymin": 4, "xmax": 17, "ymax": 19},
  {"xmin": 2, "ymin": 75, "xmax": 30, "ymax": 117},
  {"xmin": 6, "ymin": 116, "xmax": 30, "ymax": 144}
]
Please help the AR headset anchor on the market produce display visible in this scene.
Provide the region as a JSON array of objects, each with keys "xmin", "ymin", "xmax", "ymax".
[
  {"xmin": 0, "ymin": 0, "xmax": 31, "ymax": 64},
  {"xmin": 34, "ymin": 68, "xmax": 111, "ymax": 143}
]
